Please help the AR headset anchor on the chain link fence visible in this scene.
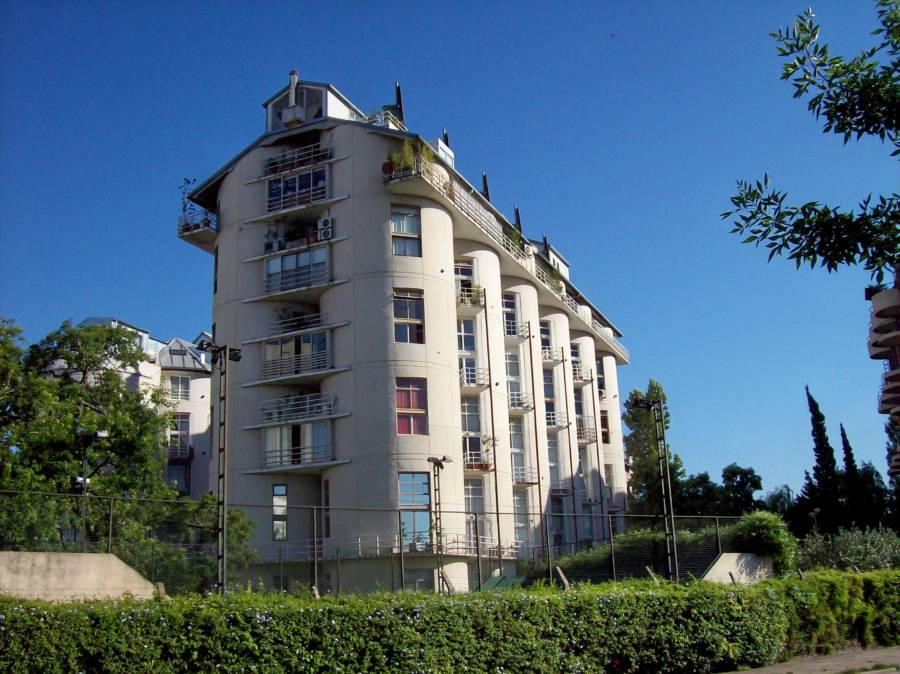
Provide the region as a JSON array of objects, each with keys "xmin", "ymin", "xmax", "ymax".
[{"xmin": 0, "ymin": 490, "xmax": 740, "ymax": 595}]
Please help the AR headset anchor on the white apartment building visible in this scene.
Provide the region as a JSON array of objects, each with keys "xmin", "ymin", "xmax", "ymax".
[
  {"xmin": 179, "ymin": 72, "xmax": 631, "ymax": 592},
  {"xmin": 866, "ymin": 277, "xmax": 900, "ymax": 477},
  {"xmin": 79, "ymin": 317, "xmax": 213, "ymax": 497}
]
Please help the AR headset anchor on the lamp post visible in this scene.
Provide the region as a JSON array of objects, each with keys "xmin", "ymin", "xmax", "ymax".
[
  {"xmin": 196, "ymin": 339, "xmax": 242, "ymax": 594},
  {"xmin": 632, "ymin": 398, "xmax": 679, "ymax": 580},
  {"xmin": 427, "ymin": 455, "xmax": 452, "ymax": 594},
  {"xmin": 74, "ymin": 428, "xmax": 109, "ymax": 551}
]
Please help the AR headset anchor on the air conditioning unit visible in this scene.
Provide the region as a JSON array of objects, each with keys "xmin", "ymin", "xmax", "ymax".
[{"xmin": 317, "ymin": 217, "xmax": 334, "ymax": 240}]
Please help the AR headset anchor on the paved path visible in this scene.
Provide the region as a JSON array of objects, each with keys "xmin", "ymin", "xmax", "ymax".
[{"xmin": 724, "ymin": 647, "xmax": 900, "ymax": 673}]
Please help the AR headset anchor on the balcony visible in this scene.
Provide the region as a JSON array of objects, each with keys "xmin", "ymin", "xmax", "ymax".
[
  {"xmin": 167, "ymin": 444, "xmax": 191, "ymax": 461},
  {"xmin": 459, "ymin": 366, "xmax": 490, "ymax": 391},
  {"xmin": 542, "ymin": 347, "xmax": 563, "ymax": 364},
  {"xmin": 508, "ymin": 391, "xmax": 533, "ymax": 413},
  {"xmin": 365, "ymin": 109, "xmax": 407, "ymax": 131},
  {"xmin": 512, "ymin": 466, "xmax": 539, "ymax": 486},
  {"xmin": 262, "ymin": 350, "xmax": 331, "ymax": 381},
  {"xmin": 270, "ymin": 312, "xmax": 326, "ymax": 336},
  {"xmin": 258, "ymin": 445, "xmax": 339, "ymax": 474},
  {"xmin": 504, "ymin": 320, "xmax": 528, "ymax": 341},
  {"xmin": 550, "ymin": 480, "xmax": 573, "ymax": 496},
  {"xmin": 263, "ymin": 143, "xmax": 333, "ymax": 177},
  {"xmin": 457, "ymin": 287, "xmax": 485, "ymax": 313},
  {"xmin": 872, "ymin": 288, "xmax": 900, "ymax": 319},
  {"xmin": 545, "ymin": 411, "xmax": 567, "ymax": 429},
  {"xmin": 257, "ymin": 392, "xmax": 336, "ymax": 427},
  {"xmin": 263, "ymin": 265, "xmax": 332, "ymax": 300},
  {"xmin": 576, "ymin": 418, "xmax": 597, "ymax": 444},
  {"xmin": 572, "ymin": 365, "xmax": 592, "ymax": 386},
  {"xmin": 177, "ymin": 210, "xmax": 217, "ymax": 253},
  {"xmin": 383, "ymin": 155, "xmax": 629, "ymax": 364},
  {"xmin": 267, "ymin": 181, "xmax": 329, "ymax": 215},
  {"xmin": 464, "ymin": 449, "xmax": 494, "ymax": 472}
]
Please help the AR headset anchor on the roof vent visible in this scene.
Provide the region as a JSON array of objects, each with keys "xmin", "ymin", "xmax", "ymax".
[{"xmin": 282, "ymin": 69, "xmax": 304, "ymax": 127}]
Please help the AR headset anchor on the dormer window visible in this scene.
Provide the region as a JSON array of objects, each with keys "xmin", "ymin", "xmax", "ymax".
[{"xmin": 269, "ymin": 85, "xmax": 325, "ymax": 132}]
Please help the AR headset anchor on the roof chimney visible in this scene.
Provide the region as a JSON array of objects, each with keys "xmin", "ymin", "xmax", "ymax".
[
  {"xmin": 481, "ymin": 173, "xmax": 491, "ymax": 202},
  {"xmin": 394, "ymin": 82, "xmax": 405, "ymax": 122},
  {"xmin": 514, "ymin": 206, "xmax": 522, "ymax": 233},
  {"xmin": 442, "ymin": 129, "xmax": 450, "ymax": 147},
  {"xmin": 288, "ymin": 70, "xmax": 299, "ymax": 107}
]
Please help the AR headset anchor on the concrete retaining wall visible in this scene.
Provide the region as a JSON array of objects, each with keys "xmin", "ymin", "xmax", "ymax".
[{"xmin": 702, "ymin": 553, "xmax": 774, "ymax": 585}]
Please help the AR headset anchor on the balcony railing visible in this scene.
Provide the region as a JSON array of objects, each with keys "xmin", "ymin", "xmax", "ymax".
[
  {"xmin": 259, "ymin": 392, "xmax": 335, "ymax": 425},
  {"xmin": 550, "ymin": 480, "xmax": 573, "ymax": 496},
  {"xmin": 576, "ymin": 419, "xmax": 597, "ymax": 444},
  {"xmin": 264, "ymin": 265, "xmax": 330, "ymax": 294},
  {"xmin": 512, "ymin": 466, "xmax": 539, "ymax": 486},
  {"xmin": 546, "ymin": 411, "xmax": 567, "ymax": 428},
  {"xmin": 459, "ymin": 366, "xmax": 489, "ymax": 388},
  {"xmin": 384, "ymin": 156, "xmax": 629, "ymax": 361},
  {"xmin": 591, "ymin": 319, "xmax": 630, "ymax": 363},
  {"xmin": 508, "ymin": 391, "xmax": 533, "ymax": 410},
  {"xmin": 264, "ymin": 143, "xmax": 333, "ymax": 177},
  {"xmin": 262, "ymin": 350, "xmax": 330, "ymax": 380},
  {"xmin": 572, "ymin": 364, "xmax": 592, "ymax": 384},
  {"xmin": 365, "ymin": 110, "xmax": 407, "ymax": 131},
  {"xmin": 261, "ymin": 444, "xmax": 334, "ymax": 469},
  {"xmin": 266, "ymin": 182, "xmax": 329, "ymax": 214},
  {"xmin": 177, "ymin": 209, "xmax": 218, "ymax": 237},
  {"xmin": 270, "ymin": 312, "xmax": 326, "ymax": 335},
  {"xmin": 542, "ymin": 347, "xmax": 563, "ymax": 363},
  {"xmin": 464, "ymin": 449, "xmax": 493, "ymax": 471},
  {"xmin": 457, "ymin": 287, "xmax": 485, "ymax": 308},
  {"xmin": 167, "ymin": 445, "xmax": 191, "ymax": 460},
  {"xmin": 504, "ymin": 320, "xmax": 528, "ymax": 339}
]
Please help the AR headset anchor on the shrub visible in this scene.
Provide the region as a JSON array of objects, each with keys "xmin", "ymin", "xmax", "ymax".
[
  {"xmin": 1, "ymin": 570, "xmax": 896, "ymax": 673},
  {"xmin": 798, "ymin": 528, "xmax": 900, "ymax": 571},
  {"xmin": 729, "ymin": 510, "xmax": 797, "ymax": 574}
]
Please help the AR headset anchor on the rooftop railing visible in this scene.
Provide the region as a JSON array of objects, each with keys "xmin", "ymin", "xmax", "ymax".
[
  {"xmin": 259, "ymin": 392, "xmax": 335, "ymax": 425},
  {"xmin": 264, "ymin": 265, "xmax": 331, "ymax": 294},
  {"xmin": 261, "ymin": 350, "xmax": 330, "ymax": 380},
  {"xmin": 264, "ymin": 143, "xmax": 333, "ymax": 177},
  {"xmin": 591, "ymin": 319, "xmax": 630, "ymax": 362},
  {"xmin": 364, "ymin": 110, "xmax": 407, "ymax": 132}
]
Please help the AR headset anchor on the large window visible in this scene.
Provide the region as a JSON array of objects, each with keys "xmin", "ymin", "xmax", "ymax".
[
  {"xmin": 510, "ymin": 419, "xmax": 527, "ymax": 478},
  {"xmin": 263, "ymin": 422, "xmax": 331, "ymax": 466},
  {"xmin": 543, "ymin": 370, "xmax": 556, "ymax": 417},
  {"xmin": 272, "ymin": 485, "xmax": 287, "ymax": 541},
  {"xmin": 540, "ymin": 321, "xmax": 552, "ymax": 349},
  {"xmin": 264, "ymin": 332, "xmax": 328, "ymax": 377},
  {"xmin": 457, "ymin": 319, "xmax": 475, "ymax": 352},
  {"xmin": 548, "ymin": 435, "xmax": 560, "ymax": 486},
  {"xmin": 503, "ymin": 293, "xmax": 518, "ymax": 336},
  {"xmin": 461, "ymin": 397, "xmax": 482, "ymax": 460},
  {"xmin": 595, "ymin": 355, "xmax": 606, "ymax": 389},
  {"xmin": 396, "ymin": 378, "xmax": 428, "ymax": 434},
  {"xmin": 267, "ymin": 167, "xmax": 327, "ymax": 212},
  {"xmin": 399, "ymin": 472, "xmax": 430, "ymax": 550},
  {"xmin": 393, "ymin": 289, "xmax": 424, "ymax": 343},
  {"xmin": 169, "ymin": 375, "xmax": 190, "ymax": 401},
  {"xmin": 513, "ymin": 491, "xmax": 529, "ymax": 546},
  {"xmin": 169, "ymin": 413, "xmax": 190, "ymax": 452},
  {"xmin": 574, "ymin": 389, "xmax": 584, "ymax": 418},
  {"xmin": 506, "ymin": 350, "xmax": 523, "ymax": 400},
  {"xmin": 600, "ymin": 410, "xmax": 610, "ymax": 444},
  {"xmin": 265, "ymin": 247, "xmax": 328, "ymax": 292},
  {"xmin": 391, "ymin": 207, "xmax": 421, "ymax": 257}
]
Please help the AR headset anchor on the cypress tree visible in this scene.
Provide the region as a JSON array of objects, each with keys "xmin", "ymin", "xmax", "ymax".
[
  {"xmin": 839, "ymin": 424, "xmax": 861, "ymax": 527},
  {"xmin": 802, "ymin": 387, "xmax": 841, "ymax": 532}
]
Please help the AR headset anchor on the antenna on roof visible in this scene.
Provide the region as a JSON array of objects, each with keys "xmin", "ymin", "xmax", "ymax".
[
  {"xmin": 481, "ymin": 173, "xmax": 491, "ymax": 202},
  {"xmin": 514, "ymin": 206, "xmax": 523, "ymax": 233},
  {"xmin": 442, "ymin": 129, "xmax": 450, "ymax": 147},
  {"xmin": 394, "ymin": 82, "xmax": 404, "ymax": 123}
]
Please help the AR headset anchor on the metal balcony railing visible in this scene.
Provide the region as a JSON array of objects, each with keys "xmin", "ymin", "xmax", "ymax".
[
  {"xmin": 546, "ymin": 411, "xmax": 567, "ymax": 428},
  {"xmin": 384, "ymin": 156, "xmax": 629, "ymax": 361},
  {"xmin": 504, "ymin": 320, "xmax": 528, "ymax": 339},
  {"xmin": 365, "ymin": 110, "xmax": 407, "ymax": 131},
  {"xmin": 542, "ymin": 347, "xmax": 563, "ymax": 362},
  {"xmin": 266, "ymin": 182, "xmax": 328, "ymax": 213},
  {"xmin": 550, "ymin": 480, "xmax": 573, "ymax": 496},
  {"xmin": 457, "ymin": 287, "xmax": 485, "ymax": 308},
  {"xmin": 464, "ymin": 449, "xmax": 493, "ymax": 471},
  {"xmin": 262, "ymin": 350, "xmax": 330, "ymax": 380},
  {"xmin": 512, "ymin": 466, "xmax": 539, "ymax": 485},
  {"xmin": 264, "ymin": 143, "xmax": 333, "ymax": 177},
  {"xmin": 177, "ymin": 210, "xmax": 218, "ymax": 236},
  {"xmin": 259, "ymin": 392, "xmax": 335, "ymax": 425},
  {"xmin": 261, "ymin": 444, "xmax": 334, "ymax": 469},
  {"xmin": 591, "ymin": 318, "xmax": 630, "ymax": 363},
  {"xmin": 459, "ymin": 366, "xmax": 489, "ymax": 388},
  {"xmin": 572, "ymin": 364, "xmax": 592, "ymax": 384},
  {"xmin": 577, "ymin": 418, "xmax": 597, "ymax": 443},
  {"xmin": 270, "ymin": 312, "xmax": 326, "ymax": 335},
  {"xmin": 167, "ymin": 445, "xmax": 191, "ymax": 460},
  {"xmin": 264, "ymin": 266, "xmax": 330, "ymax": 294},
  {"xmin": 508, "ymin": 391, "xmax": 533, "ymax": 410}
]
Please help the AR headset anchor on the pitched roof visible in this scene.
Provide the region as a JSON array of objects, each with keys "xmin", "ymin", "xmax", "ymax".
[{"xmin": 158, "ymin": 338, "xmax": 210, "ymax": 372}]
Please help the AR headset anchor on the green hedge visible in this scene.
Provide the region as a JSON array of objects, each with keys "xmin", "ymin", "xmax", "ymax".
[{"xmin": 0, "ymin": 570, "xmax": 896, "ymax": 673}]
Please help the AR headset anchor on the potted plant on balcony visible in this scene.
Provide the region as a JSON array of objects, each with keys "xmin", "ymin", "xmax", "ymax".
[{"xmin": 547, "ymin": 266, "xmax": 564, "ymax": 294}]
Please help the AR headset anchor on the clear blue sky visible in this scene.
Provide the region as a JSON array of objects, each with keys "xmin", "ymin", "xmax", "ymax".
[{"xmin": 1, "ymin": 1, "xmax": 895, "ymax": 495}]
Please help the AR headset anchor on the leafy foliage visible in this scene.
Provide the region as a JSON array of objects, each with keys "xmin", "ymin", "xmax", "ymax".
[
  {"xmin": 730, "ymin": 510, "xmax": 798, "ymax": 574},
  {"xmin": 798, "ymin": 528, "xmax": 900, "ymax": 571},
  {"xmin": 722, "ymin": 2, "xmax": 900, "ymax": 282},
  {"xmin": 1, "ymin": 570, "xmax": 896, "ymax": 673}
]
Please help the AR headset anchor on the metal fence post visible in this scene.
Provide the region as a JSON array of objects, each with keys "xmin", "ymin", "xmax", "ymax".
[
  {"xmin": 107, "ymin": 497, "xmax": 114, "ymax": 554},
  {"xmin": 397, "ymin": 510, "xmax": 405, "ymax": 591},
  {"xmin": 312, "ymin": 506, "xmax": 319, "ymax": 591},
  {"xmin": 336, "ymin": 546, "xmax": 341, "ymax": 594},
  {"xmin": 715, "ymin": 517, "xmax": 722, "ymax": 556},
  {"xmin": 608, "ymin": 514, "xmax": 616, "ymax": 581}
]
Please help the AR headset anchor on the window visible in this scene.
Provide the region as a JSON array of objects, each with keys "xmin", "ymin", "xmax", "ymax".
[
  {"xmin": 166, "ymin": 464, "xmax": 190, "ymax": 495},
  {"xmin": 574, "ymin": 389, "xmax": 584, "ymax": 417},
  {"xmin": 399, "ymin": 472, "xmax": 430, "ymax": 550},
  {"xmin": 394, "ymin": 289, "xmax": 424, "ymax": 343},
  {"xmin": 595, "ymin": 355, "xmax": 606, "ymax": 389},
  {"xmin": 465, "ymin": 479, "xmax": 485, "ymax": 514},
  {"xmin": 265, "ymin": 246, "xmax": 328, "ymax": 292},
  {"xmin": 600, "ymin": 410, "xmax": 610, "ymax": 444},
  {"xmin": 457, "ymin": 319, "xmax": 475, "ymax": 352},
  {"xmin": 454, "ymin": 261, "xmax": 474, "ymax": 291},
  {"xmin": 506, "ymin": 350, "xmax": 522, "ymax": 399},
  {"xmin": 510, "ymin": 419, "xmax": 527, "ymax": 478},
  {"xmin": 267, "ymin": 167, "xmax": 327, "ymax": 212},
  {"xmin": 396, "ymin": 378, "xmax": 428, "ymax": 434},
  {"xmin": 540, "ymin": 321, "xmax": 552, "ymax": 349},
  {"xmin": 543, "ymin": 370, "xmax": 555, "ymax": 404},
  {"xmin": 264, "ymin": 422, "xmax": 331, "ymax": 466},
  {"xmin": 391, "ymin": 207, "xmax": 421, "ymax": 256},
  {"xmin": 503, "ymin": 293, "xmax": 518, "ymax": 336},
  {"xmin": 460, "ymin": 397, "xmax": 482, "ymax": 459},
  {"xmin": 514, "ymin": 491, "xmax": 529, "ymax": 545},
  {"xmin": 264, "ymin": 332, "xmax": 328, "ymax": 376},
  {"xmin": 459, "ymin": 355, "xmax": 478, "ymax": 385},
  {"xmin": 273, "ymin": 485, "xmax": 287, "ymax": 541},
  {"xmin": 169, "ymin": 375, "xmax": 190, "ymax": 401},
  {"xmin": 570, "ymin": 345, "xmax": 581, "ymax": 377},
  {"xmin": 604, "ymin": 464, "xmax": 615, "ymax": 492},
  {"xmin": 548, "ymin": 435, "xmax": 560, "ymax": 485},
  {"xmin": 169, "ymin": 413, "xmax": 190, "ymax": 451}
]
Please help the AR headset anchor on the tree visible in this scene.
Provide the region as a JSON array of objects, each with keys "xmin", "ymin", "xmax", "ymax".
[
  {"xmin": 839, "ymin": 423, "xmax": 865, "ymax": 525},
  {"xmin": 675, "ymin": 471, "xmax": 723, "ymax": 516},
  {"xmin": 722, "ymin": 1, "xmax": 900, "ymax": 283},
  {"xmin": 720, "ymin": 463, "xmax": 764, "ymax": 515},
  {"xmin": 622, "ymin": 380, "xmax": 686, "ymax": 515},
  {"xmin": 764, "ymin": 484, "xmax": 795, "ymax": 515}
]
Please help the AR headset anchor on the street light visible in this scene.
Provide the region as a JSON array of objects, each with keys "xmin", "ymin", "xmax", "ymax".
[
  {"xmin": 632, "ymin": 398, "xmax": 679, "ymax": 580},
  {"xmin": 427, "ymin": 455, "xmax": 452, "ymax": 593}
]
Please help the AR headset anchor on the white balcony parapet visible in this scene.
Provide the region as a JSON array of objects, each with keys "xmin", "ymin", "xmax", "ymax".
[
  {"xmin": 259, "ymin": 392, "xmax": 335, "ymax": 425},
  {"xmin": 265, "ymin": 265, "xmax": 331, "ymax": 294},
  {"xmin": 512, "ymin": 466, "xmax": 539, "ymax": 485},
  {"xmin": 508, "ymin": 391, "xmax": 533, "ymax": 410},
  {"xmin": 264, "ymin": 143, "xmax": 333, "ymax": 177},
  {"xmin": 262, "ymin": 350, "xmax": 330, "ymax": 380},
  {"xmin": 464, "ymin": 449, "xmax": 493, "ymax": 471},
  {"xmin": 459, "ymin": 366, "xmax": 489, "ymax": 388}
]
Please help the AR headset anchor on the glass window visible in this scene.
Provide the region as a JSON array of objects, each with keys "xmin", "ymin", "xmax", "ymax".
[
  {"xmin": 464, "ymin": 479, "xmax": 484, "ymax": 514},
  {"xmin": 396, "ymin": 377, "xmax": 428, "ymax": 435},
  {"xmin": 169, "ymin": 375, "xmax": 190, "ymax": 401},
  {"xmin": 166, "ymin": 464, "xmax": 190, "ymax": 495},
  {"xmin": 596, "ymin": 355, "xmax": 606, "ymax": 389},
  {"xmin": 543, "ymin": 370, "xmax": 555, "ymax": 401},
  {"xmin": 457, "ymin": 319, "xmax": 475, "ymax": 352},
  {"xmin": 398, "ymin": 472, "xmax": 430, "ymax": 506},
  {"xmin": 273, "ymin": 484, "xmax": 287, "ymax": 541},
  {"xmin": 400, "ymin": 510, "xmax": 431, "ymax": 550},
  {"xmin": 600, "ymin": 410, "xmax": 611, "ymax": 444},
  {"xmin": 454, "ymin": 261, "xmax": 474, "ymax": 290},
  {"xmin": 540, "ymin": 321, "xmax": 552, "ymax": 348},
  {"xmin": 168, "ymin": 413, "xmax": 190, "ymax": 450},
  {"xmin": 391, "ymin": 207, "xmax": 422, "ymax": 257},
  {"xmin": 394, "ymin": 289, "xmax": 425, "ymax": 344},
  {"xmin": 604, "ymin": 464, "xmax": 615, "ymax": 491},
  {"xmin": 574, "ymin": 389, "xmax": 584, "ymax": 417}
]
